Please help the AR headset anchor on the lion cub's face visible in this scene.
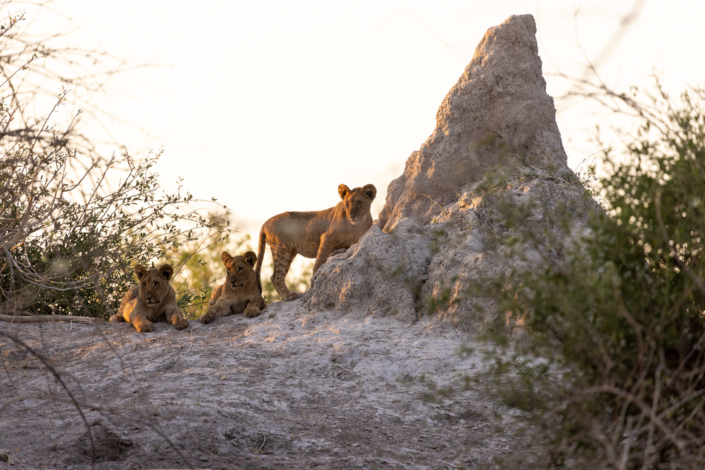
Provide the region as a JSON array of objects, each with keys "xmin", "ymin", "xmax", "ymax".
[
  {"xmin": 135, "ymin": 264, "xmax": 174, "ymax": 308},
  {"xmin": 338, "ymin": 184, "xmax": 377, "ymax": 225},
  {"xmin": 222, "ymin": 251, "xmax": 258, "ymax": 291}
]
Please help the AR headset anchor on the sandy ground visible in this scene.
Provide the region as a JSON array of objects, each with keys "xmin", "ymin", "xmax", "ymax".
[{"xmin": 0, "ymin": 301, "xmax": 527, "ymax": 470}]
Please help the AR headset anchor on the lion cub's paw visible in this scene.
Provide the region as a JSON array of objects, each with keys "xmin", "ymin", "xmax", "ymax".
[
  {"xmin": 199, "ymin": 312, "xmax": 215, "ymax": 324},
  {"xmin": 135, "ymin": 319, "xmax": 154, "ymax": 333},
  {"xmin": 109, "ymin": 314, "xmax": 122, "ymax": 323},
  {"xmin": 329, "ymin": 248, "xmax": 347, "ymax": 258},
  {"xmin": 244, "ymin": 305, "xmax": 261, "ymax": 318},
  {"xmin": 174, "ymin": 318, "xmax": 190, "ymax": 330},
  {"xmin": 283, "ymin": 292, "xmax": 301, "ymax": 301}
]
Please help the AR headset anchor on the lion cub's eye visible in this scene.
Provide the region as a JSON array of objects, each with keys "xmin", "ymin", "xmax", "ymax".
[
  {"xmin": 153, "ymin": 282, "xmax": 159, "ymax": 288},
  {"xmin": 142, "ymin": 282, "xmax": 146, "ymax": 287},
  {"xmin": 357, "ymin": 201, "xmax": 362, "ymax": 207},
  {"xmin": 237, "ymin": 267, "xmax": 243, "ymax": 273}
]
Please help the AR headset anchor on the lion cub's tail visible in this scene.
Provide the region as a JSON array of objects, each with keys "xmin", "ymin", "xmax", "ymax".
[{"xmin": 255, "ymin": 228, "xmax": 266, "ymax": 294}]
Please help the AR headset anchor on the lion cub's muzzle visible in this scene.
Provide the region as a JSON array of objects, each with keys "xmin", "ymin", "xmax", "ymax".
[{"xmin": 349, "ymin": 212, "xmax": 363, "ymax": 224}]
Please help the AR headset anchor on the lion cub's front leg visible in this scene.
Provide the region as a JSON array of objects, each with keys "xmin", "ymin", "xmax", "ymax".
[
  {"xmin": 312, "ymin": 234, "xmax": 336, "ymax": 275},
  {"xmin": 164, "ymin": 307, "xmax": 189, "ymax": 330},
  {"xmin": 244, "ymin": 293, "xmax": 266, "ymax": 318},
  {"xmin": 243, "ymin": 301, "xmax": 261, "ymax": 318},
  {"xmin": 129, "ymin": 311, "xmax": 154, "ymax": 333},
  {"xmin": 200, "ymin": 297, "xmax": 230, "ymax": 324},
  {"xmin": 110, "ymin": 286, "xmax": 136, "ymax": 323},
  {"xmin": 109, "ymin": 313, "xmax": 125, "ymax": 323},
  {"xmin": 112, "ymin": 291, "xmax": 152, "ymax": 332}
]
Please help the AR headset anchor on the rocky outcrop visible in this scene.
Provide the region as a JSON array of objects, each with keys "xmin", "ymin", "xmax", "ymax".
[
  {"xmin": 378, "ymin": 14, "xmax": 570, "ymax": 231},
  {"xmin": 303, "ymin": 14, "xmax": 597, "ymax": 332},
  {"xmin": 306, "ymin": 219, "xmax": 432, "ymax": 323}
]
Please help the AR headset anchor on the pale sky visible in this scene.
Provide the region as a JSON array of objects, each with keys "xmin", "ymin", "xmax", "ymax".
[{"xmin": 22, "ymin": 0, "xmax": 705, "ymax": 238}]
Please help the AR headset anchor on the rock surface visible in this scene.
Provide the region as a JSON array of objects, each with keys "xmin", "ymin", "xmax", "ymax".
[
  {"xmin": 378, "ymin": 13, "xmax": 570, "ymax": 230},
  {"xmin": 307, "ymin": 219, "xmax": 432, "ymax": 323},
  {"xmin": 0, "ymin": 312, "xmax": 529, "ymax": 469},
  {"xmin": 304, "ymin": 14, "xmax": 597, "ymax": 331}
]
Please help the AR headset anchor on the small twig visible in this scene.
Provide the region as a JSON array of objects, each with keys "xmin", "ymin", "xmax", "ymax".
[
  {"xmin": 0, "ymin": 313, "xmax": 95, "ymax": 323},
  {"xmin": 529, "ymin": 165, "xmax": 545, "ymax": 176},
  {"xmin": 0, "ymin": 394, "xmax": 49, "ymax": 415},
  {"xmin": 419, "ymin": 194, "xmax": 449, "ymax": 218},
  {"xmin": 440, "ymin": 460, "xmax": 461, "ymax": 469},
  {"xmin": 258, "ymin": 433, "xmax": 267, "ymax": 451},
  {"xmin": 333, "ymin": 363, "xmax": 354, "ymax": 375}
]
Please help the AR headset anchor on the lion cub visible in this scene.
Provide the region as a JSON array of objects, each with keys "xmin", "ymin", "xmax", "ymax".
[
  {"xmin": 256, "ymin": 183, "xmax": 376, "ymax": 301},
  {"xmin": 199, "ymin": 251, "xmax": 266, "ymax": 324},
  {"xmin": 110, "ymin": 264, "xmax": 189, "ymax": 333}
]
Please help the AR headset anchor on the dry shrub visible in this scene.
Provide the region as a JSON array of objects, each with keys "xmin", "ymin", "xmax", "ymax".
[
  {"xmin": 488, "ymin": 81, "xmax": 705, "ymax": 469},
  {"xmin": 0, "ymin": 1, "xmax": 227, "ymax": 318}
]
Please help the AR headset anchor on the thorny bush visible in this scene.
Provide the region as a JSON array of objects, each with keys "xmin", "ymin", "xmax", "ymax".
[
  {"xmin": 488, "ymin": 81, "xmax": 705, "ymax": 469},
  {"xmin": 0, "ymin": 4, "xmax": 227, "ymax": 318}
]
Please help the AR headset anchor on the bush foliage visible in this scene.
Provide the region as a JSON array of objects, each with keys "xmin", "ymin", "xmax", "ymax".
[
  {"xmin": 492, "ymin": 83, "xmax": 705, "ymax": 468},
  {"xmin": 0, "ymin": 4, "xmax": 226, "ymax": 318}
]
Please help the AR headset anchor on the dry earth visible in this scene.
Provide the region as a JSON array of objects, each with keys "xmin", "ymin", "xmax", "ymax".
[{"xmin": 0, "ymin": 302, "xmax": 528, "ymax": 470}]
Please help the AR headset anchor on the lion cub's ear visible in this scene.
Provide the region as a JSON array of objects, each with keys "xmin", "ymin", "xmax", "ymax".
[
  {"xmin": 243, "ymin": 251, "xmax": 257, "ymax": 267},
  {"xmin": 338, "ymin": 184, "xmax": 351, "ymax": 200},
  {"xmin": 362, "ymin": 184, "xmax": 377, "ymax": 201},
  {"xmin": 158, "ymin": 264, "xmax": 174, "ymax": 281},
  {"xmin": 134, "ymin": 264, "xmax": 148, "ymax": 280},
  {"xmin": 221, "ymin": 251, "xmax": 233, "ymax": 266}
]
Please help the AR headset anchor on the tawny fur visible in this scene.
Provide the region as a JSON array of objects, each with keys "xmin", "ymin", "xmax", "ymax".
[
  {"xmin": 199, "ymin": 251, "xmax": 266, "ymax": 324},
  {"xmin": 256, "ymin": 183, "xmax": 376, "ymax": 301},
  {"xmin": 109, "ymin": 264, "xmax": 189, "ymax": 333}
]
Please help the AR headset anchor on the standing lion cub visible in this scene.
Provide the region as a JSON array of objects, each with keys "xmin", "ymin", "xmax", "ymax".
[
  {"xmin": 110, "ymin": 264, "xmax": 189, "ymax": 333},
  {"xmin": 256, "ymin": 183, "xmax": 376, "ymax": 301},
  {"xmin": 199, "ymin": 251, "xmax": 266, "ymax": 324}
]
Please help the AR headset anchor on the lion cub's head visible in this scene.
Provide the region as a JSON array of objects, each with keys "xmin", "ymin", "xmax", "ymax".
[
  {"xmin": 221, "ymin": 251, "xmax": 258, "ymax": 291},
  {"xmin": 338, "ymin": 184, "xmax": 377, "ymax": 225},
  {"xmin": 134, "ymin": 264, "xmax": 174, "ymax": 308}
]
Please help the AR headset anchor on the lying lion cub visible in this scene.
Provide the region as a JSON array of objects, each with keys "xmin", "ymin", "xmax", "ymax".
[
  {"xmin": 256, "ymin": 183, "xmax": 376, "ymax": 301},
  {"xmin": 110, "ymin": 264, "xmax": 189, "ymax": 333},
  {"xmin": 199, "ymin": 251, "xmax": 266, "ymax": 324}
]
